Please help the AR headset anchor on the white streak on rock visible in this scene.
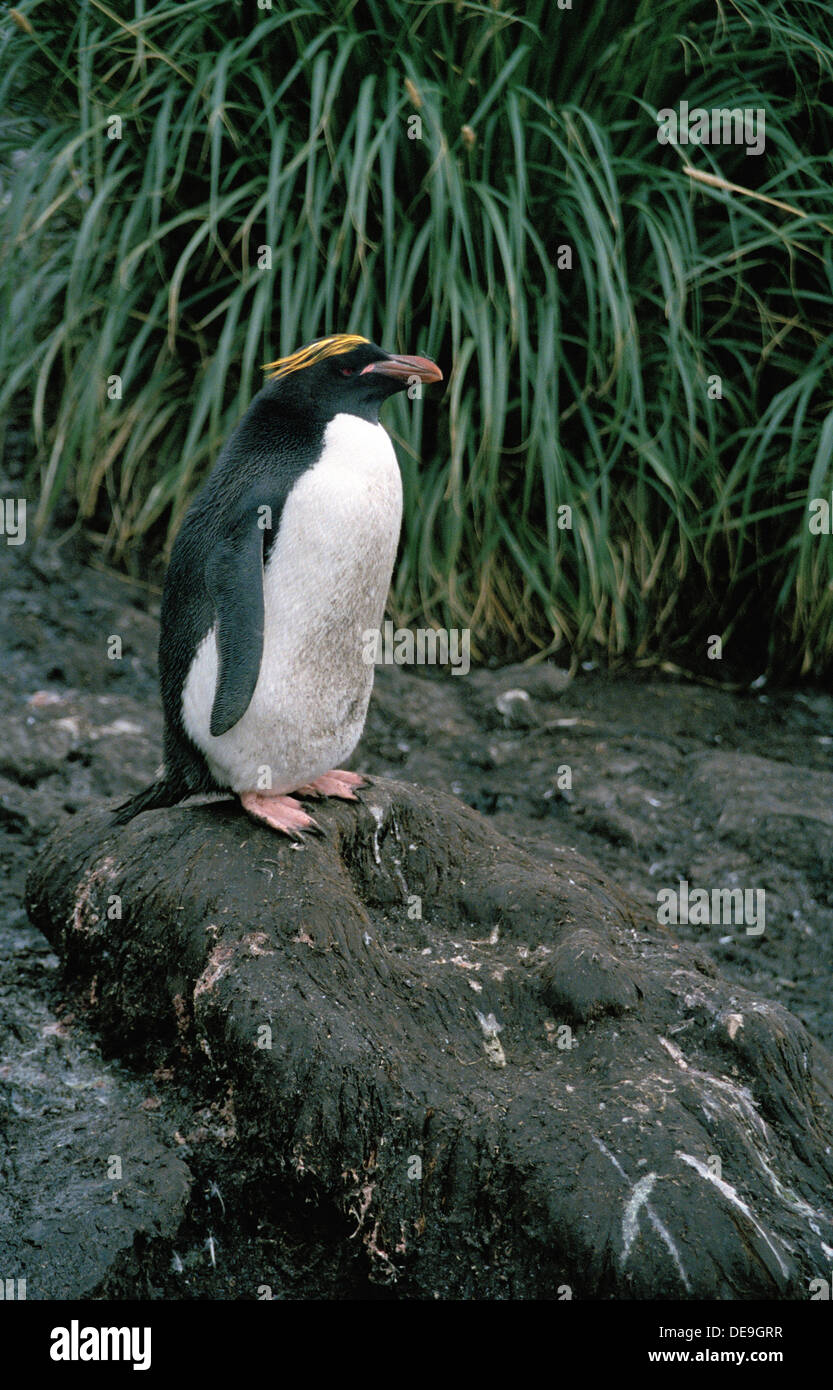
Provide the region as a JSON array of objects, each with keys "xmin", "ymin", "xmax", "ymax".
[{"xmin": 676, "ymin": 1151, "xmax": 790, "ymax": 1278}]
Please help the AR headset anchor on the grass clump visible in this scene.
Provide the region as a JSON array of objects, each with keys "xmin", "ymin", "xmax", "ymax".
[{"xmin": 1, "ymin": 0, "xmax": 832, "ymax": 676}]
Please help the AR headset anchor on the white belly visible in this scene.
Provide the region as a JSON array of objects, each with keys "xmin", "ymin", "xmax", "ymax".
[{"xmin": 181, "ymin": 414, "xmax": 402, "ymax": 792}]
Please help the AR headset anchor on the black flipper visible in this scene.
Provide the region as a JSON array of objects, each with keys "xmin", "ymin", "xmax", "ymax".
[{"xmin": 205, "ymin": 516, "xmax": 266, "ymax": 737}]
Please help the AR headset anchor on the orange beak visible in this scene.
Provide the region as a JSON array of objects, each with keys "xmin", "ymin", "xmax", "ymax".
[{"xmin": 360, "ymin": 353, "xmax": 443, "ymax": 384}]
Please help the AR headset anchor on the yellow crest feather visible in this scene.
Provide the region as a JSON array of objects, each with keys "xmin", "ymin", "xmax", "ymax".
[{"xmin": 262, "ymin": 334, "xmax": 370, "ymax": 381}]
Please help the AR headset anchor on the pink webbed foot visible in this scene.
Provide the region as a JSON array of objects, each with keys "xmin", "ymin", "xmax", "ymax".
[
  {"xmin": 240, "ymin": 791, "xmax": 321, "ymax": 838},
  {"xmin": 294, "ymin": 769, "xmax": 367, "ymax": 801}
]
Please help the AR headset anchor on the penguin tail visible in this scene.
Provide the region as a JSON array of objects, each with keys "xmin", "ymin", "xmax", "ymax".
[{"xmin": 111, "ymin": 773, "xmax": 185, "ymax": 826}]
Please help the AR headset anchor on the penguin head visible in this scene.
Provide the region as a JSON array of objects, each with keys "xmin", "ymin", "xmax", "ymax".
[{"xmin": 262, "ymin": 335, "xmax": 443, "ymax": 423}]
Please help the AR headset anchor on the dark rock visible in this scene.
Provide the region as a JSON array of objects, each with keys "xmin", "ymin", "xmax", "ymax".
[
  {"xmin": 24, "ymin": 776, "xmax": 833, "ymax": 1298},
  {"xmin": 0, "ymin": 1081, "xmax": 191, "ymax": 1299},
  {"xmin": 690, "ymin": 752, "xmax": 833, "ymax": 886},
  {"xmin": 468, "ymin": 661, "xmax": 573, "ymax": 701}
]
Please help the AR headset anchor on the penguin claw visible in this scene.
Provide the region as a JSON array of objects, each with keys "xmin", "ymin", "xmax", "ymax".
[
  {"xmin": 295, "ymin": 770, "xmax": 367, "ymax": 801},
  {"xmin": 239, "ymin": 792, "xmax": 322, "ymax": 838}
]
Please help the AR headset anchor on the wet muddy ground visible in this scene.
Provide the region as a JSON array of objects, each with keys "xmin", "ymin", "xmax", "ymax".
[{"xmin": 1, "ymin": 528, "xmax": 831, "ymax": 1297}]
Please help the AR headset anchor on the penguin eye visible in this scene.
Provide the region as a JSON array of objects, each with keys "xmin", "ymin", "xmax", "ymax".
[{"xmin": 339, "ymin": 367, "xmax": 354, "ymax": 377}]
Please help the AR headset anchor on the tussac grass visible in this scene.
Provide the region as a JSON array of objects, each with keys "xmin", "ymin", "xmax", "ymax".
[{"xmin": 1, "ymin": 0, "xmax": 832, "ymax": 676}]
